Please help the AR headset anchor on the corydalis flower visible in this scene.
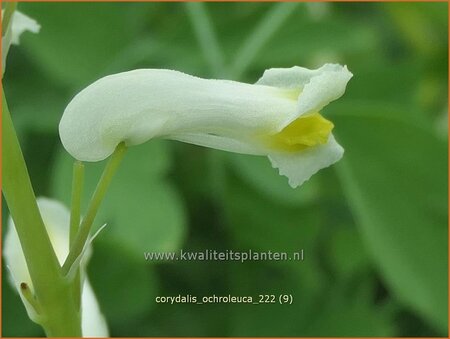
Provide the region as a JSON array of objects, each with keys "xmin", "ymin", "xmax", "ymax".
[
  {"xmin": 59, "ymin": 64, "xmax": 352, "ymax": 187},
  {"xmin": 1, "ymin": 10, "xmax": 40, "ymax": 74},
  {"xmin": 3, "ymin": 198, "xmax": 109, "ymax": 337}
]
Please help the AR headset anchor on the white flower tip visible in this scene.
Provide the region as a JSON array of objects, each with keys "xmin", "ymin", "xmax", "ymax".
[
  {"xmin": 269, "ymin": 135, "xmax": 344, "ymax": 188},
  {"xmin": 256, "ymin": 63, "xmax": 352, "ymax": 130},
  {"xmin": 10, "ymin": 11, "xmax": 41, "ymax": 45},
  {"xmin": 2, "ymin": 10, "xmax": 40, "ymax": 76}
]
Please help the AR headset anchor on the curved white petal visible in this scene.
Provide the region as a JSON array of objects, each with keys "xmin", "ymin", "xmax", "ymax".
[
  {"xmin": 3, "ymin": 197, "xmax": 108, "ymax": 336},
  {"xmin": 1, "ymin": 10, "xmax": 40, "ymax": 74},
  {"xmin": 59, "ymin": 65, "xmax": 351, "ymax": 187},
  {"xmin": 3, "ymin": 198, "xmax": 69, "ymax": 294},
  {"xmin": 81, "ymin": 279, "xmax": 109, "ymax": 337},
  {"xmin": 256, "ymin": 64, "xmax": 328, "ymax": 89},
  {"xmin": 268, "ymin": 134, "xmax": 344, "ymax": 188},
  {"xmin": 59, "ymin": 69, "xmax": 299, "ymax": 162},
  {"xmin": 9, "ymin": 11, "xmax": 41, "ymax": 45},
  {"xmin": 257, "ymin": 63, "xmax": 353, "ymax": 129},
  {"xmin": 170, "ymin": 132, "xmax": 267, "ymax": 155}
]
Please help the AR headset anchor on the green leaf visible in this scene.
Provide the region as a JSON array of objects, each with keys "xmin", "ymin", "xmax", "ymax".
[
  {"xmin": 229, "ymin": 263, "xmax": 316, "ymax": 336},
  {"xmin": 302, "ymin": 279, "xmax": 395, "ymax": 336},
  {"xmin": 87, "ymin": 239, "xmax": 157, "ymax": 326},
  {"xmin": 51, "ymin": 140, "xmax": 187, "ymax": 260},
  {"xmin": 332, "ymin": 113, "xmax": 448, "ymax": 332},
  {"xmin": 19, "ymin": 3, "xmax": 141, "ymax": 88},
  {"xmin": 223, "ymin": 175, "xmax": 325, "ymax": 292},
  {"xmin": 3, "ymin": 54, "xmax": 69, "ymax": 135},
  {"xmin": 384, "ymin": 2, "xmax": 448, "ymax": 57},
  {"xmin": 237, "ymin": 12, "xmax": 379, "ymax": 77},
  {"xmin": 338, "ymin": 61, "xmax": 424, "ymax": 109},
  {"xmin": 228, "ymin": 153, "xmax": 321, "ymax": 206},
  {"xmin": 229, "ymin": 262, "xmax": 394, "ymax": 337},
  {"xmin": 325, "ymin": 226, "xmax": 372, "ymax": 280}
]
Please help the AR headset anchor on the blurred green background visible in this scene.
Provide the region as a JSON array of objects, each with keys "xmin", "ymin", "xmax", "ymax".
[{"xmin": 2, "ymin": 2, "xmax": 448, "ymax": 337}]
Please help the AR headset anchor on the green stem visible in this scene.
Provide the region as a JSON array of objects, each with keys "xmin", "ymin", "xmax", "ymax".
[
  {"xmin": 20, "ymin": 282, "xmax": 42, "ymax": 316},
  {"xmin": 185, "ymin": 2, "xmax": 227, "ymax": 78},
  {"xmin": 62, "ymin": 143, "xmax": 127, "ymax": 276},
  {"xmin": 69, "ymin": 161, "xmax": 84, "ymax": 310},
  {"xmin": 69, "ymin": 161, "xmax": 84, "ymax": 246},
  {"xmin": 2, "ymin": 2, "xmax": 17, "ymax": 35},
  {"xmin": 2, "ymin": 90, "xmax": 81, "ymax": 336},
  {"xmin": 230, "ymin": 2, "xmax": 299, "ymax": 79}
]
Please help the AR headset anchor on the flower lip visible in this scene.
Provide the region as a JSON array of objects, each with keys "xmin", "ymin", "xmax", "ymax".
[
  {"xmin": 257, "ymin": 63, "xmax": 353, "ymax": 131},
  {"xmin": 267, "ymin": 112, "xmax": 335, "ymax": 152}
]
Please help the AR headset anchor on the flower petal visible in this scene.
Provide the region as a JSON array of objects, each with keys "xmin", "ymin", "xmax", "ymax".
[
  {"xmin": 3, "ymin": 197, "xmax": 69, "ymax": 293},
  {"xmin": 257, "ymin": 63, "xmax": 353, "ymax": 129},
  {"xmin": 81, "ymin": 279, "xmax": 109, "ymax": 337},
  {"xmin": 59, "ymin": 69, "xmax": 298, "ymax": 162},
  {"xmin": 4, "ymin": 266, "xmax": 40, "ymax": 323},
  {"xmin": 268, "ymin": 134, "xmax": 344, "ymax": 188},
  {"xmin": 3, "ymin": 197, "xmax": 108, "ymax": 336},
  {"xmin": 59, "ymin": 65, "xmax": 351, "ymax": 188},
  {"xmin": 169, "ymin": 132, "xmax": 267, "ymax": 155},
  {"xmin": 1, "ymin": 10, "xmax": 40, "ymax": 75},
  {"xmin": 9, "ymin": 10, "xmax": 41, "ymax": 45}
]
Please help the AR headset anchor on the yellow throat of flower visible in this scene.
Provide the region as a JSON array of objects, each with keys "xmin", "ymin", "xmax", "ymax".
[{"xmin": 270, "ymin": 113, "xmax": 334, "ymax": 152}]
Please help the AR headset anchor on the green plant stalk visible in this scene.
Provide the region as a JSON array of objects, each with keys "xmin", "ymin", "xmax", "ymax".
[
  {"xmin": 62, "ymin": 142, "xmax": 127, "ymax": 276},
  {"xmin": 2, "ymin": 91, "xmax": 81, "ymax": 336},
  {"xmin": 185, "ymin": 2, "xmax": 227, "ymax": 78},
  {"xmin": 2, "ymin": 2, "xmax": 17, "ymax": 35},
  {"xmin": 69, "ymin": 161, "xmax": 84, "ymax": 310},
  {"xmin": 2, "ymin": 2, "xmax": 17, "ymax": 80},
  {"xmin": 230, "ymin": 2, "xmax": 299, "ymax": 79},
  {"xmin": 70, "ymin": 161, "xmax": 84, "ymax": 245}
]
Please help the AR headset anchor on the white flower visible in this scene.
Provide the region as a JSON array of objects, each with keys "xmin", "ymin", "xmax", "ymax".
[
  {"xmin": 2, "ymin": 10, "xmax": 40, "ymax": 74},
  {"xmin": 3, "ymin": 197, "xmax": 109, "ymax": 337},
  {"xmin": 6, "ymin": 10, "xmax": 40, "ymax": 45},
  {"xmin": 59, "ymin": 64, "xmax": 352, "ymax": 187}
]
